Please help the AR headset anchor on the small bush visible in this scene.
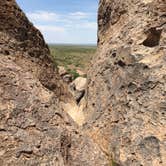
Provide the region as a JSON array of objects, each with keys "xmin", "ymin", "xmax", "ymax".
[{"xmin": 67, "ymin": 68, "xmax": 80, "ymax": 80}]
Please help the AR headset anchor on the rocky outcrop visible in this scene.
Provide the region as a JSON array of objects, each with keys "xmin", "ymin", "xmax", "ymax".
[
  {"xmin": 0, "ymin": 56, "xmax": 109, "ymax": 165},
  {"xmin": 1, "ymin": 0, "xmax": 166, "ymax": 165},
  {"xmin": 0, "ymin": 0, "xmax": 109, "ymax": 165},
  {"xmin": 85, "ymin": 0, "xmax": 166, "ymax": 165},
  {"xmin": 0, "ymin": 0, "xmax": 70, "ymax": 100}
]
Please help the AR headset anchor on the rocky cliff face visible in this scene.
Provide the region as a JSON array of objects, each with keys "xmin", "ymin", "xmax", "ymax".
[
  {"xmin": 0, "ymin": 0, "xmax": 69, "ymax": 99},
  {"xmin": 0, "ymin": 0, "xmax": 109, "ymax": 165},
  {"xmin": 1, "ymin": 0, "xmax": 166, "ymax": 165},
  {"xmin": 85, "ymin": 0, "xmax": 166, "ymax": 165}
]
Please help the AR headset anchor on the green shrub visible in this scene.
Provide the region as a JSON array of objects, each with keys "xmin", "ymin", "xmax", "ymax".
[{"xmin": 67, "ymin": 68, "xmax": 80, "ymax": 80}]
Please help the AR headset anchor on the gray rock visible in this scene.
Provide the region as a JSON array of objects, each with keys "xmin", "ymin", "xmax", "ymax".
[
  {"xmin": 84, "ymin": 0, "xmax": 166, "ymax": 165},
  {"xmin": 62, "ymin": 74, "xmax": 73, "ymax": 83},
  {"xmin": 0, "ymin": 1, "xmax": 109, "ymax": 165}
]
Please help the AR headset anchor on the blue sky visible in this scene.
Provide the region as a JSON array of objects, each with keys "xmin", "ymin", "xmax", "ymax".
[{"xmin": 16, "ymin": 0, "xmax": 98, "ymax": 44}]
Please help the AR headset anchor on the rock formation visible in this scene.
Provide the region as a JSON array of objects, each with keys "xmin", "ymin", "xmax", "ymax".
[
  {"xmin": 0, "ymin": 0, "xmax": 109, "ymax": 165},
  {"xmin": 84, "ymin": 0, "xmax": 166, "ymax": 165},
  {"xmin": 1, "ymin": 0, "xmax": 166, "ymax": 165},
  {"xmin": 0, "ymin": 0, "xmax": 69, "ymax": 100}
]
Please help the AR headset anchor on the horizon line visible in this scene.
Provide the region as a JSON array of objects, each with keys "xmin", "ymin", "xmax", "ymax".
[{"xmin": 48, "ymin": 43, "xmax": 97, "ymax": 45}]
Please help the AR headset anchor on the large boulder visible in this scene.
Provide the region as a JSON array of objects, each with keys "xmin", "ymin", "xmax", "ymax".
[
  {"xmin": 85, "ymin": 0, "xmax": 166, "ymax": 165},
  {"xmin": 70, "ymin": 77, "xmax": 87, "ymax": 103},
  {"xmin": 72, "ymin": 77, "xmax": 87, "ymax": 92}
]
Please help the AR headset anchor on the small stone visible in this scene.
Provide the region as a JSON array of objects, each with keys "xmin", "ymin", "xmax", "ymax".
[
  {"xmin": 71, "ymin": 77, "xmax": 87, "ymax": 91},
  {"xmin": 58, "ymin": 66, "xmax": 67, "ymax": 76}
]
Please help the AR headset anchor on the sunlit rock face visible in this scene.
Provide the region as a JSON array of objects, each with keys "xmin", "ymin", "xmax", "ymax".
[
  {"xmin": 0, "ymin": 0, "xmax": 69, "ymax": 98},
  {"xmin": 85, "ymin": 0, "xmax": 166, "ymax": 165},
  {"xmin": 1, "ymin": 0, "xmax": 166, "ymax": 165},
  {"xmin": 0, "ymin": 1, "xmax": 109, "ymax": 165}
]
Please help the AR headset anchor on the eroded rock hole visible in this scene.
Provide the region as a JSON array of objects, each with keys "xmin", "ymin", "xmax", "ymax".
[
  {"xmin": 112, "ymin": 52, "xmax": 117, "ymax": 57},
  {"xmin": 116, "ymin": 60, "xmax": 126, "ymax": 67},
  {"xmin": 143, "ymin": 27, "xmax": 162, "ymax": 47}
]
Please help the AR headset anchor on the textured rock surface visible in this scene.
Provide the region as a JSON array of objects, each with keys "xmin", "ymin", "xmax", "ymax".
[
  {"xmin": 70, "ymin": 77, "xmax": 87, "ymax": 104},
  {"xmin": 85, "ymin": 0, "xmax": 166, "ymax": 165},
  {"xmin": 0, "ymin": 56, "xmax": 110, "ymax": 165},
  {"xmin": 0, "ymin": 0, "xmax": 109, "ymax": 165},
  {"xmin": 72, "ymin": 77, "xmax": 87, "ymax": 92},
  {"xmin": 0, "ymin": 0, "xmax": 69, "ymax": 100},
  {"xmin": 1, "ymin": 0, "xmax": 166, "ymax": 165}
]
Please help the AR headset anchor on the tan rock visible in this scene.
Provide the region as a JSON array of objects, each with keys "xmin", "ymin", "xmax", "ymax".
[
  {"xmin": 76, "ymin": 69, "xmax": 86, "ymax": 76},
  {"xmin": 0, "ymin": 55, "xmax": 109, "ymax": 166},
  {"xmin": 0, "ymin": 1, "xmax": 109, "ymax": 165},
  {"xmin": 58, "ymin": 66, "xmax": 67, "ymax": 76},
  {"xmin": 72, "ymin": 77, "xmax": 87, "ymax": 91},
  {"xmin": 85, "ymin": 0, "xmax": 166, "ymax": 165}
]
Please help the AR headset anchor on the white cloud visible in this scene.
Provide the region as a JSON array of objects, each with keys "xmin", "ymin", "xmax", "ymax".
[
  {"xmin": 78, "ymin": 22, "xmax": 97, "ymax": 29},
  {"xmin": 26, "ymin": 10, "xmax": 97, "ymax": 44},
  {"xmin": 27, "ymin": 10, "xmax": 95, "ymax": 23},
  {"xmin": 27, "ymin": 11, "xmax": 59, "ymax": 22},
  {"xmin": 36, "ymin": 25, "xmax": 65, "ymax": 33},
  {"xmin": 68, "ymin": 12, "xmax": 89, "ymax": 20}
]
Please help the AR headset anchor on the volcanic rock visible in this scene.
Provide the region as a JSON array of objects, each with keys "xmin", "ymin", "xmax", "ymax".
[
  {"xmin": 85, "ymin": 0, "xmax": 166, "ymax": 165},
  {"xmin": 0, "ymin": 0, "xmax": 109, "ymax": 165}
]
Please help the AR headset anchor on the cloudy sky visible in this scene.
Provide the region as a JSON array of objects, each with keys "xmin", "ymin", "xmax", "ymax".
[{"xmin": 16, "ymin": 0, "xmax": 98, "ymax": 44}]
